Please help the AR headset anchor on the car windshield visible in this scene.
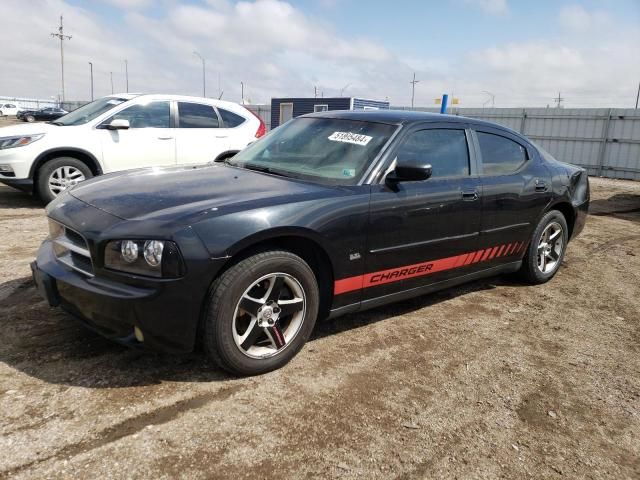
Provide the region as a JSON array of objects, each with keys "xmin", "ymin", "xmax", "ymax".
[
  {"xmin": 53, "ymin": 96, "xmax": 129, "ymax": 126},
  {"xmin": 228, "ymin": 117, "xmax": 397, "ymax": 186}
]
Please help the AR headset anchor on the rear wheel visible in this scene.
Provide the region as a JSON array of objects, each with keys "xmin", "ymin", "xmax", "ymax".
[
  {"xmin": 36, "ymin": 157, "xmax": 93, "ymax": 204},
  {"xmin": 519, "ymin": 210, "xmax": 568, "ymax": 284},
  {"xmin": 26, "ymin": 115, "xmax": 35, "ymax": 122},
  {"xmin": 202, "ymin": 250, "xmax": 319, "ymax": 376}
]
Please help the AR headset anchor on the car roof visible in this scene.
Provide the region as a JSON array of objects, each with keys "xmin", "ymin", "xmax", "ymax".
[
  {"xmin": 303, "ymin": 109, "xmax": 523, "ymax": 136},
  {"xmin": 111, "ymin": 93, "xmax": 245, "ymax": 111}
]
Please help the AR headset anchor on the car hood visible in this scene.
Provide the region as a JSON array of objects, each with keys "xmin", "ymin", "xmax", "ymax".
[
  {"xmin": 0, "ymin": 122, "xmax": 57, "ymax": 136},
  {"xmin": 68, "ymin": 164, "xmax": 337, "ymax": 222}
]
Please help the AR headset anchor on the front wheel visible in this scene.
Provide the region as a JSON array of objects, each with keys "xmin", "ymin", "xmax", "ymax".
[
  {"xmin": 26, "ymin": 115, "xmax": 35, "ymax": 122},
  {"xmin": 36, "ymin": 157, "xmax": 93, "ymax": 204},
  {"xmin": 202, "ymin": 250, "xmax": 319, "ymax": 376},
  {"xmin": 519, "ymin": 210, "xmax": 568, "ymax": 284}
]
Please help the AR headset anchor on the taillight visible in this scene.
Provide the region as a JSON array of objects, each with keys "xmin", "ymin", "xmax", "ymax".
[{"xmin": 244, "ymin": 107, "xmax": 266, "ymax": 138}]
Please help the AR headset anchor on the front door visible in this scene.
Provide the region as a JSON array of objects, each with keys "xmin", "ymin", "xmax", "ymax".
[
  {"xmin": 364, "ymin": 125, "xmax": 482, "ymax": 300},
  {"xmin": 98, "ymin": 100, "xmax": 176, "ymax": 173}
]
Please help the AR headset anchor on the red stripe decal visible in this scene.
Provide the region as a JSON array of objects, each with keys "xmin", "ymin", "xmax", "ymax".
[{"xmin": 334, "ymin": 240, "xmax": 527, "ymax": 295}]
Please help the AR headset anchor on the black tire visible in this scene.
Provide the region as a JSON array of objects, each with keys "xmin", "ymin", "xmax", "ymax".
[
  {"xmin": 519, "ymin": 210, "xmax": 569, "ymax": 284},
  {"xmin": 26, "ymin": 115, "xmax": 35, "ymax": 122},
  {"xmin": 36, "ymin": 157, "xmax": 93, "ymax": 204},
  {"xmin": 203, "ymin": 250, "xmax": 319, "ymax": 376}
]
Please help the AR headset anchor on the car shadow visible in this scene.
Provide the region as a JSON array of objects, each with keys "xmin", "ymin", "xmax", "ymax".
[
  {"xmin": 0, "ymin": 272, "xmax": 527, "ymax": 389},
  {"xmin": 0, "ymin": 185, "xmax": 42, "ymax": 209}
]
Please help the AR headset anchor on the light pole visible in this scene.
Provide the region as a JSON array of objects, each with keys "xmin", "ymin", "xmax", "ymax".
[
  {"xmin": 340, "ymin": 83, "xmax": 351, "ymax": 96},
  {"xmin": 88, "ymin": 62, "xmax": 94, "ymax": 101},
  {"xmin": 125, "ymin": 59, "xmax": 129, "ymax": 93},
  {"xmin": 635, "ymin": 81, "xmax": 639, "ymax": 109},
  {"xmin": 241, "ymin": 81, "xmax": 244, "ymax": 104},
  {"xmin": 482, "ymin": 90, "xmax": 495, "ymax": 108},
  {"xmin": 110, "ymin": 72, "xmax": 114, "ymax": 94},
  {"xmin": 193, "ymin": 51, "xmax": 206, "ymax": 97}
]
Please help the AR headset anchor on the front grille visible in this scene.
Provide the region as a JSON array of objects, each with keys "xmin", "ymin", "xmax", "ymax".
[{"xmin": 49, "ymin": 219, "xmax": 94, "ymax": 277}]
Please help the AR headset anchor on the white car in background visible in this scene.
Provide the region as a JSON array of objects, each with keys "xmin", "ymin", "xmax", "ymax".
[
  {"xmin": 0, "ymin": 103, "xmax": 20, "ymax": 116},
  {"xmin": 0, "ymin": 94, "xmax": 266, "ymax": 202}
]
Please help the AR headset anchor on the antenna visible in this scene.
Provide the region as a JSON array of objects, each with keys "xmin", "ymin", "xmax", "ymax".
[
  {"xmin": 51, "ymin": 15, "xmax": 72, "ymax": 102},
  {"xmin": 410, "ymin": 73, "xmax": 420, "ymax": 109}
]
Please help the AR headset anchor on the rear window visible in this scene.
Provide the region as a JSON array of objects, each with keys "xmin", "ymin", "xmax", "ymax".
[
  {"xmin": 178, "ymin": 102, "xmax": 219, "ymax": 128},
  {"xmin": 477, "ymin": 132, "xmax": 528, "ymax": 175},
  {"xmin": 219, "ymin": 108, "xmax": 246, "ymax": 128}
]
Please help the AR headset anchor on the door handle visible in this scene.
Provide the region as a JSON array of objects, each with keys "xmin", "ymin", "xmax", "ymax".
[
  {"xmin": 535, "ymin": 179, "xmax": 548, "ymax": 192},
  {"xmin": 157, "ymin": 136, "xmax": 173, "ymax": 140},
  {"xmin": 462, "ymin": 190, "xmax": 479, "ymax": 201}
]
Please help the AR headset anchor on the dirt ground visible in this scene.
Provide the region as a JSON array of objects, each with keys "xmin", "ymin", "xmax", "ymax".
[{"xmin": 0, "ymin": 177, "xmax": 638, "ymax": 479}]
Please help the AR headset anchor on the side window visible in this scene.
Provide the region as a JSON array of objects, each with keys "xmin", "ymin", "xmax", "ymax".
[
  {"xmin": 477, "ymin": 132, "xmax": 527, "ymax": 175},
  {"xmin": 314, "ymin": 104, "xmax": 329, "ymax": 113},
  {"xmin": 395, "ymin": 129, "xmax": 470, "ymax": 178},
  {"xmin": 178, "ymin": 102, "xmax": 219, "ymax": 128},
  {"xmin": 219, "ymin": 108, "xmax": 246, "ymax": 128},
  {"xmin": 110, "ymin": 101, "xmax": 170, "ymax": 128}
]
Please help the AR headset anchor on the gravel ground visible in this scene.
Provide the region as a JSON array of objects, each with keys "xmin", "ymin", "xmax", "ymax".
[{"xmin": 0, "ymin": 177, "xmax": 638, "ymax": 479}]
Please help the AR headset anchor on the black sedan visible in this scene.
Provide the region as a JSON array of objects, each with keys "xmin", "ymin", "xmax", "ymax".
[
  {"xmin": 17, "ymin": 107, "xmax": 68, "ymax": 122},
  {"xmin": 31, "ymin": 111, "xmax": 589, "ymax": 375}
]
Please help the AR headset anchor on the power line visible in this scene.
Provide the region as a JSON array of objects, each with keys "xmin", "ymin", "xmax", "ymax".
[
  {"xmin": 410, "ymin": 73, "xmax": 420, "ymax": 109},
  {"xmin": 50, "ymin": 15, "xmax": 72, "ymax": 102},
  {"xmin": 553, "ymin": 91, "xmax": 565, "ymax": 108}
]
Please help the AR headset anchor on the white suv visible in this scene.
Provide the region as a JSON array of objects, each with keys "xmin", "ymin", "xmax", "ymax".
[
  {"xmin": 0, "ymin": 94, "xmax": 266, "ymax": 202},
  {"xmin": 0, "ymin": 103, "xmax": 20, "ymax": 116}
]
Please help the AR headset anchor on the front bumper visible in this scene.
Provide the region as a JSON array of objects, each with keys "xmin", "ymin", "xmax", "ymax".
[{"xmin": 31, "ymin": 239, "xmax": 207, "ymax": 354}]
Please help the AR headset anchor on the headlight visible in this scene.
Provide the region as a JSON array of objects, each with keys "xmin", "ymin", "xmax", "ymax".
[
  {"xmin": 104, "ymin": 240, "xmax": 184, "ymax": 278},
  {"xmin": 0, "ymin": 134, "xmax": 45, "ymax": 150}
]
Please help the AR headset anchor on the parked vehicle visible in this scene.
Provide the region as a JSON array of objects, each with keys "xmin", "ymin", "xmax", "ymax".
[
  {"xmin": 0, "ymin": 103, "xmax": 20, "ymax": 117},
  {"xmin": 0, "ymin": 94, "xmax": 265, "ymax": 202},
  {"xmin": 17, "ymin": 107, "xmax": 68, "ymax": 122},
  {"xmin": 31, "ymin": 111, "xmax": 589, "ymax": 376}
]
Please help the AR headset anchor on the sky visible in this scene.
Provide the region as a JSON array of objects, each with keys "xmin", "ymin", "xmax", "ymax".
[{"xmin": 1, "ymin": 0, "xmax": 639, "ymax": 108}]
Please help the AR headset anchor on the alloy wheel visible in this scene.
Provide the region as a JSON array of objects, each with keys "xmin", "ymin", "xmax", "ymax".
[
  {"xmin": 232, "ymin": 272, "xmax": 306, "ymax": 359},
  {"xmin": 537, "ymin": 221, "xmax": 564, "ymax": 274},
  {"xmin": 48, "ymin": 166, "xmax": 86, "ymax": 197}
]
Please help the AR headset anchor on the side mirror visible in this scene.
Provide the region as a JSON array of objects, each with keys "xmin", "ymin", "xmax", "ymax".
[
  {"xmin": 386, "ymin": 159, "xmax": 432, "ymax": 184},
  {"xmin": 106, "ymin": 118, "xmax": 130, "ymax": 130}
]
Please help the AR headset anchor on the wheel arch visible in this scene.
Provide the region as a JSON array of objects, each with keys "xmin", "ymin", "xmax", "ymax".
[
  {"xmin": 30, "ymin": 148, "xmax": 103, "ymax": 180},
  {"xmin": 213, "ymin": 150, "xmax": 240, "ymax": 162},
  {"xmin": 546, "ymin": 201, "xmax": 576, "ymax": 240},
  {"xmin": 213, "ymin": 229, "xmax": 336, "ymax": 320}
]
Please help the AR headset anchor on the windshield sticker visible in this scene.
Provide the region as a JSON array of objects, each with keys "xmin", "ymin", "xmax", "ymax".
[
  {"xmin": 342, "ymin": 168, "xmax": 356, "ymax": 177},
  {"xmin": 328, "ymin": 132, "xmax": 372, "ymax": 146}
]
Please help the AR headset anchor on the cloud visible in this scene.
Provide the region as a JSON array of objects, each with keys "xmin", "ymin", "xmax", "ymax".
[
  {"xmin": 0, "ymin": 0, "xmax": 638, "ymax": 108},
  {"xmin": 558, "ymin": 5, "xmax": 611, "ymax": 31},
  {"xmin": 463, "ymin": 0, "xmax": 508, "ymax": 15},
  {"xmin": 103, "ymin": 0, "xmax": 151, "ymax": 9}
]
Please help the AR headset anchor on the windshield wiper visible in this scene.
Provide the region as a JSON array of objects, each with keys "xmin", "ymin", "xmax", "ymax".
[
  {"xmin": 49, "ymin": 121, "xmax": 64, "ymax": 126},
  {"xmin": 242, "ymin": 163, "xmax": 295, "ymax": 179}
]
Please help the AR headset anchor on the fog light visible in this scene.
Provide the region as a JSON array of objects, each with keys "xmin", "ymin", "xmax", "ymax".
[
  {"xmin": 121, "ymin": 240, "xmax": 138, "ymax": 263},
  {"xmin": 134, "ymin": 326, "xmax": 144, "ymax": 342},
  {"xmin": 143, "ymin": 240, "xmax": 164, "ymax": 267},
  {"xmin": 0, "ymin": 164, "xmax": 14, "ymax": 173}
]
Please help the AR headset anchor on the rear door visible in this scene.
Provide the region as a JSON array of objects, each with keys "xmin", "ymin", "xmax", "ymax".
[
  {"xmin": 473, "ymin": 126, "xmax": 552, "ymax": 261},
  {"xmin": 175, "ymin": 101, "xmax": 230, "ymax": 164},
  {"xmin": 364, "ymin": 123, "xmax": 482, "ymax": 300}
]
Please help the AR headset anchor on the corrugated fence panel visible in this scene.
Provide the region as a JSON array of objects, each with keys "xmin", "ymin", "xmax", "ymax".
[{"xmin": 390, "ymin": 106, "xmax": 640, "ymax": 180}]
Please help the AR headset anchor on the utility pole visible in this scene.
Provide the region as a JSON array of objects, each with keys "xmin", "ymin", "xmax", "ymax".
[
  {"xmin": 125, "ymin": 59, "xmax": 129, "ymax": 93},
  {"xmin": 553, "ymin": 91, "xmax": 564, "ymax": 108},
  {"xmin": 241, "ymin": 81, "xmax": 244, "ymax": 104},
  {"xmin": 410, "ymin": 73, "xmax": 419, "ymax": 109},
  {"xmin": 193, "ymin": 51, "xmax": 205, "ymax": 97},
  {"xmin": 635, "ymin": 81, "xmax": 639, "ymax": 109},
  {"xmin": 88, "ymin": 62, "xmax": 94, "ymax": 101},
  {"xmin": 51, "ymin": 15, "xmax": 72, "ymax": 102},
  {"xmin": 314, "ymin": 86, "xmax": 317, "ymax": 98},
  {"xmin": 110, "ymin": 72, "xmax": 114, "ymax": 94}
]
